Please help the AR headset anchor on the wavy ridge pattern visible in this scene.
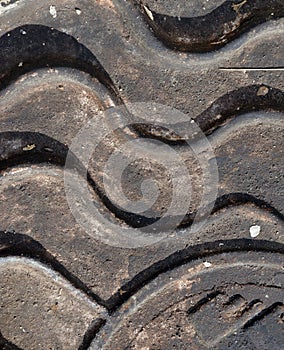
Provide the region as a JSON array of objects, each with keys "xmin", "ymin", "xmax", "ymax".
[
  {"xmin": 1, "ymin": 131, "xmax": 283, "ymax": 229},
  {"xmin": 0, "ymin": 7, "xmax": 283, "ymax": 348},
  {"xmin": 138, "ymin": 0, "xmax": 284, "ymax": 52},
  {"xmin": 0, "ymin": 231, "xmax": 107, "ymax": 308},
  {"xmin": 134, "ymin": 85, "xmax": 284, "ymax": 141},
  {"xmin": 0, "ymin": 24, "xmax": 121, "ymax": 102},
  {"xmin": 1, "ymin": 232, "xmax": 283, "ymax": 312},
  {"xmin": 105, "ymin": 239, "xmax": 284, "ymax": 310},
  {"xmin": 2, "ymin": 232, "xmax": 284, "ymax": 347}
]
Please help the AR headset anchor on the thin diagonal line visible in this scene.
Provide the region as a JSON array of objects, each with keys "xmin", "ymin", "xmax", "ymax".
[{"xmin": 219, "ymin": 67, "xmax": 284, "ymax": 71}]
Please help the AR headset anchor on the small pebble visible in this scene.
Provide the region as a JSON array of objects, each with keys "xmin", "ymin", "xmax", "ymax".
[
  {"xmin": 203, "ymin": 262, "xmax": 212, "ymax": 268},
  {"xmin": 49, "ymin": 5, "xmax": 57, "ymax": 18},
  {"xmin": 250, "ymin": 225, "xmax": 260, "ymax": 238},
  {"xmin": 144, "ymin": 5, "xmax": 154, "ymax": 21},
  {"xmin": 23, "ymin": 144, "xmax": 36, "ymax": 151},
  {"xmin": 257, "ymin": 86, "xmax": 269, "ymax": 96}
]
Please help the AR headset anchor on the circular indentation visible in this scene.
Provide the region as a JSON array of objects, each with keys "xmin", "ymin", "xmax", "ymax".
[{"xmin": 65, "ymin": 102, "xmax": 218, "ymax": 248}]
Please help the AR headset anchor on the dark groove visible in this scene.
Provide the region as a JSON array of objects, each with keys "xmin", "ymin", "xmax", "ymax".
[
  {"xmin": 180, "ymin": 192, "xmax": 284, "ymax": 229},
  {"xmin": 106, "ymin": 239, "xmax": 284, "ymax": 312},
  {"xmin": 133, "ymin": 85, "xmax": 284, "ymax": 142},
  {"xmin": 187, "ymin": 291, "xmax": 222, "ymax": 315},
  {"xmin": 137, "ymin": 0, "xmax": 284, "ymax": 52},
  {"xmin": 0, "ymin": 131, "xmax": 68, "ymax": 168},
  {"xmin": 223, "ymin": 293, "xmax": 244, "ymax": 306},
  {"xmin": 0, "ymin": 231, "xmax": 108, "ymax": 310},
  {"xmin": 78, "ymin": 318, "xmax": 106, "ymax": 350},
  {"xmin": 209, "ymin": 193, "xmax": 284, "ymax": 224},
  {"xmin": 0, "ymin": 0, "xmax": 19, "ymax": 8},
  {"xmin": 242, "ymin": 302, "xmax": 283, "ymax": 328},
  {"xmin": 0, "ymin": 24, "xmax": 122, "ymax": 103},
  {"xmin": 1, "ymin": 234, "xmax": 283, "ymax": 315},
  {"xmin": 1, "ymin": 131, "xmax": 284, "ymax": 230},
  {"xmin": 247, "ymin": 299, "xmax": 263, "ymax": 309},
  {"xmin": 235, "ymin": 298, "xmax": 263, "ymax": 318},
  {"xmin": 195, "ymin": 84, "xmax": 284, "ymax": 134},
  {"xmin": 0, "ymin": 331, "xmax": 23, "ymax": 350}
]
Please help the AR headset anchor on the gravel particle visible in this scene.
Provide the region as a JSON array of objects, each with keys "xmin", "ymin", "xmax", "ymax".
[
  {"xmin": 250, "ymin": 225, "xmax": 261, "ymax": 238},
  {"xmin": 203, "ymin": 262, "xmax": 212, "ymax": 268},
  {"xmin": 257, "ymin": 86, "xmax": 269, "ymax": 96},
  {"xmin": 49, "ymin": 5, "xmax": 57, "ymax": 18}
]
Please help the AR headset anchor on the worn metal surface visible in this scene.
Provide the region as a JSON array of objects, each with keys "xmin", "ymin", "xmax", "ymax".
[{"xmin": 0, "ymin": 0, "xmax": 283, "ymax": 349}]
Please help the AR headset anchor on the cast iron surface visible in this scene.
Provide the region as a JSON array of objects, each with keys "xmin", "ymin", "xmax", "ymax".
[{"xmin": 0, "ymin": 0, "xmax": 283, "ymax": 349}]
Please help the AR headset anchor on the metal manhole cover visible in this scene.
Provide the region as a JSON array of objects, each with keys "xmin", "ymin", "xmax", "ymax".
[{"xmin": 0, "ymin": 0, "xmax": 283, "ymax": 349}]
